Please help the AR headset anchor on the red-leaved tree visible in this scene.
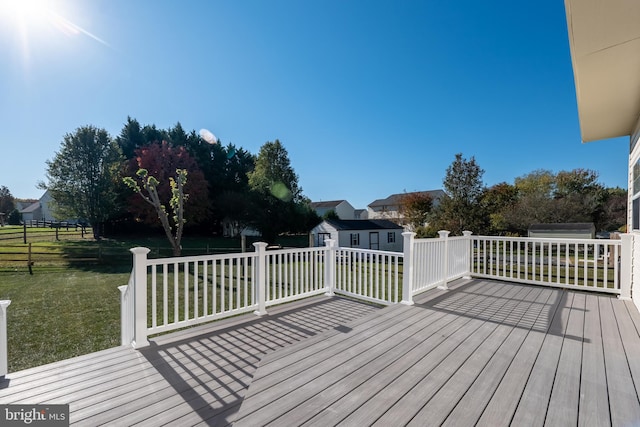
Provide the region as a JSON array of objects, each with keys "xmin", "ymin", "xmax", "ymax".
[{"xmin": 125, "ymin": 141, "xmax": 209, "ymax": 230}]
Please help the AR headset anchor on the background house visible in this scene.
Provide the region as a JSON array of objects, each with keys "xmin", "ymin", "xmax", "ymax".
[
  {"xmin": 19, "ymin": 190, "xmax": 57, "ymax": 223},
  {"xmin": 367, "ymin": 190, "xmax": 445, "ymax": 225},
  {"xmin": 310, "ymin": 200, "xmax": 357, "ymax": 220},
  {"xmin": 528, "ymin": 223, "xmax": 596, "ymax": 239},
  {"xmin": 310, "ymin": 219, "xmax": 403, "ymax": 251},
  {"xmin": 354, "ymin": 209, "xmax": 368, "ymax": 219}
]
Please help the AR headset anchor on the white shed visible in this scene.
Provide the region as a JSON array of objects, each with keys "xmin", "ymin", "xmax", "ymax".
[
  {"xmin": 528, "ymin": 223, "xmax": 596, "ymax": 239},
  {"xmin": 310, "ymin": 219, "xmax": 403, "ymax": 252}
]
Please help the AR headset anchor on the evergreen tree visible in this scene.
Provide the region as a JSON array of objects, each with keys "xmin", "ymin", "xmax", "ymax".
[
  {"xmin": 431, "ymin": 153, "xmax": 486, "ymax": 235},
  {"xmin": 247, "ymin": 140, "xmax": 304, "ymax": 243}
]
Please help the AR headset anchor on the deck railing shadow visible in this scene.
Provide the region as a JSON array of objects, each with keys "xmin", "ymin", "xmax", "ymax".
[
  {"xmin": 137, "ymin": 297, "xmax": 381, "ymax": 425},
  {"xmin": 412, "ymin": 279, "xmax": 590, "ymax": 343}
]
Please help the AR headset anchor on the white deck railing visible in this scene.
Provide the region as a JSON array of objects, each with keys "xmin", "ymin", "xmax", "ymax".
[
  {"xmin": 333, "ymin": 246, "xmax": 403, "ymax": 305},
  {"xmin": 405, "ymin": 231, "xmax": 472, "ymax": 296},
  {"xmin": 120, "ymin": 241, "xmax": 405, "ymax": 347},
  {"xmin": 118, "ymin": 231, "xmax": 635, "ymax": 349},
  {"xmin": 264, "ymin": 246, "xmax": 328, "ymax": 306},
  {"xmin": 470, "ymin": 235, "xmax": 631, "ymax": 295},
  {"xmin": 0, "ymin": 300, "xmax": 10, "ymax": 378},
  {"xmin": 2, "ymin": 230, "xmax": 634, "ymax": 375},
  {"xmin": 117, "ymin": 271, "xmax": 135, "ymax": 346}
]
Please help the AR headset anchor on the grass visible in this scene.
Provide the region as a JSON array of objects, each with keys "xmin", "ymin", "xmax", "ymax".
[
  {"xmin": 0, "ymin": 230, "xmax": 310, "ymax": 371},
  {"xmin": 0, "ymin": 265, "xmax": 129, "ymax": 372}
]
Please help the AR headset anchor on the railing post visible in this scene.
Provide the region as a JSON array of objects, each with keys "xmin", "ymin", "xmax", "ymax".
[
  {"xmin": 118, "ymin": 285, "xmax": 131, "ymax": 346},
  {"xmin": 620, "ymin": 234, "xmax": 633, "ymax": 300},
  {"xmin": 130, "ymin": 247, "xmax": 150, "ymax": 349},
  {"xmin": 438, "ymin": 230, "xmax": 450, "ymax": 290},
  {"xmin": 462, "ymin": 230, "xmax": 473, "ymax": 279},
  {"xmin": 0, "ymin": 300, "xmax": 11, "ymax": 377},
  {"xmin": 324, "ymin": 239, "xmax": 336, "ymax": 296},
  {"xmin": 401, "ymin": 232, "xmax": 415, "ymax": 305},
  {"xmin": 253, "ymin": 242, "xmax": 268, "ymax": 316}
]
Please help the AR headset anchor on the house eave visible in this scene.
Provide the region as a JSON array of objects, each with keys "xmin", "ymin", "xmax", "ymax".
[{"xmin": 565, "ymin": 0, "xmax": 640, "ymax": 143}]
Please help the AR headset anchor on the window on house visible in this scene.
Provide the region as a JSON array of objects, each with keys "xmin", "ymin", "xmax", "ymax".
[
  {"xmin": 350, "ymin": 233, "xmax": 360, "ymax": 247},
  {"xmin": 388, "ymin": 232, "xmax": 395, "ymax": 243}
]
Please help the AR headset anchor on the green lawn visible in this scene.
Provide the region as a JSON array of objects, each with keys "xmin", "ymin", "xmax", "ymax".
[
  {"xmin": 0, "ymin": 266, "xmax": 128, "ymax": 372},
  {"xmin": 0, "ymin": 232, "xmax": 310, "ymax": 371}
]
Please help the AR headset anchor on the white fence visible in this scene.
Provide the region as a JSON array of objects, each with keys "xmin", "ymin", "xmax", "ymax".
[
  {"xmin": 404, "ymin": 231, "xmax": 471, "ymax": 297},
  {"xmin": 120, "ymin": 241, "xmax": 406, "ymax": 348},
  {"xmin": 0, "ymin": 231, "xmax": 634, "ymax": 375},
  {"xmin": 114, "ymin": 231, "xmax": 634, "ymax": 349},
  {"xmin": 333, "ymin": 246, "xmax": 403, "ymax": 305},
  {"xmin": 470, "ymin": 235, "xmax": 632, "ymax": 296}
]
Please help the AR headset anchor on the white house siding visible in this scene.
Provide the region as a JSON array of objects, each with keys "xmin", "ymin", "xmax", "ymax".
[
  {"xmin": 312, "ymin": 201, "xmax": 356, "ymax": 220},
  {"xmin": 39, "ymin": 191, "xmax": 55, "ymax": 221},
  {"xmin": 630, "ymin": 116, "xmax": 640, "ymax": 312},
  {"xmin": 310, "ymin": 221, "xmax": 403, "ymax": 252},
  {"xmin": 20, "ymin": 191, "xmax": 58, "ymax": 222},
  {"xmin": 335, "ymin": 201, "xmax": 355, "ymax": 220},
  {"xmin": 336, "ymin": 229, "xmax": 402, "ymax": 251}
]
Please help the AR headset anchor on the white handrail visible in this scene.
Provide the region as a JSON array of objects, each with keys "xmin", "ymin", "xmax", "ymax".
[
  {"xmin": 120, "ymin": 232, "xmax": 632, "ymax": 351},
  {"xmin": 470, "ymin": 235, "xmax": 623, "ymax": 293},
  {"xmin": 0, "ymin": 300, "xmax": 10, "ymax": 377}
]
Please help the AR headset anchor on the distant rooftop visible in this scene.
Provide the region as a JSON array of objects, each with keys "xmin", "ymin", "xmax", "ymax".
[
  {"xmin": 310, "ymin": 200, "xmax": 348, "ymax": 209},
  {"xmin": 323, "ymin": 219, "xmax": 403, "ymax": 231},
  {"xmin": 368, "ymin": 190, "xmax": 445, "ymax": 208},
  {"xmin": 528, "ymin": 223, "xmax": 595, "ymax": 232}
]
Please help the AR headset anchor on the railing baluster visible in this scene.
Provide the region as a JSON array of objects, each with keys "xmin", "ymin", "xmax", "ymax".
[
  {"xmin": 151, "ymin": 265, "xmax": 157, "ymax": 329},
  {"xmin": 194, "ymin": 261, "xmax": 199, "ymax": 319},
  {"xmin": 211, "ymin": 260, "xmax": 219, "ymax": 315}
]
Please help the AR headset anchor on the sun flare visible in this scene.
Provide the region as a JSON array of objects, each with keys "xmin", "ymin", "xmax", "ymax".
[
  {"xmin": 0, "ymin": 0, "xmax": 109, "ymax": 57},
  {"xmin": 0, "ymin": 0, "xmax": 52, "ymax": 28}
]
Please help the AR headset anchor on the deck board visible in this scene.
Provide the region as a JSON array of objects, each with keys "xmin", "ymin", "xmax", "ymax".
[
  {"xmin": 473, "ymin": 287, "xmax": 562, "ymax": 427},
  {"xmin": 577, "ymin": 293, "xmax": 610, "ymax": 427},
  {"xmin": 1, "ymin": 279, "xmax": 639, "ymax": 426},
  {"xmin": 247, "ymin": 281, "xmax": 526, "ymax": 426},
  {"xmin": 509, "ymin": 290, "xmax": 573, "ymax": 426},
  {"xmin": 302, "ymin": 282, "xmax": 509, "ymax": 427},
  {"xmin": 248, "ymin": 283, "xmax": 506, "ymax": 426},
  {"xmin": 544, "ymin": 291, "xmax": 586, "ymax": 426},
  {"xmin": 440, "ymin": 287, "xmax": 556, "ymax": 427},
  {"xmin": 373, "ymin": 284, "xmax": 537, "ymax": 427},
  {"xmin": 404, "ymin": 286, "xmax": 546, "ymax": 426},
  {"xmin": 599, "ymin": 296, "xmax": 640, "ymax": 426}
]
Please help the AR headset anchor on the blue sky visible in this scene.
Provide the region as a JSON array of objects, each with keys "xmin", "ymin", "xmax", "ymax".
[{"xmin": 0, "ymin": 0, "xmax": 629, "ymax": 209}]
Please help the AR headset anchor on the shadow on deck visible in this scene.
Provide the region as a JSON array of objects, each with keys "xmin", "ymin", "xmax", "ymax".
[{"xmin": 1, "ymin": 279, "xmax": 640, "ymax": 426}]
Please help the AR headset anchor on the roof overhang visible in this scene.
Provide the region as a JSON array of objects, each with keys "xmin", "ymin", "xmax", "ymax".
[{"xmin": 565, "ymin": 0, "xmax": 640, "ymax": 142}]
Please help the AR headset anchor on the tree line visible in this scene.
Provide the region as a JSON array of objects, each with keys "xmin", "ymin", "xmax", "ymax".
[
  {"xmin": 0, "ymin": 135, "xmax": 627, "ymax": 242},
  {"xmin": 400, "ymin": 153, "xmax": 627, "ymax": 237},
  {"xmin": 22, "ymin": 118, "xmax": 319, "ymax": 242}
]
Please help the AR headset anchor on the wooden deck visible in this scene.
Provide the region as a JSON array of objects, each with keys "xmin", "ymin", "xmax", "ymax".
[{"xmin": 1, "ymin": 279, "xmax": 640, "ymax": 426}]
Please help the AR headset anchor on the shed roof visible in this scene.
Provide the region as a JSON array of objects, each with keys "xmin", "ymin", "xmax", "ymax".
[
  {"xmin": 323, "ymin": 219, "xmax": 403, "ymax": 231},
  {"xmin": 528, "ymin": 223, "xmax": 595, "ymax": 232}
]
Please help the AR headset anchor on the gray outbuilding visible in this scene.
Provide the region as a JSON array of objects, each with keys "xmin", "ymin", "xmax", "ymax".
[
  {"xmin": 528, "ymin": 223, "xmax": 596, "ymax": 239},
  {"xmin": 310, "ymin": 219, "xmax": 403, "ymax": 251}
]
